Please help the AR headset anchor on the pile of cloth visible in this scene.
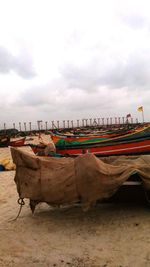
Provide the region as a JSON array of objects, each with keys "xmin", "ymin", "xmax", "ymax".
[{"xmin": 11, "ymin": 147, "xmax": 150, "ymax": 212}]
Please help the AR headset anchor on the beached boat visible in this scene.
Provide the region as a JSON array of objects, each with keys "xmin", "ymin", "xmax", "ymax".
[
  {"xmin": 50, "ymin": 127, "xmax": 132, "ymax": 139},
  {"xmin": 29, "ymin": 126, "xmax": 150, "ymax": 157},
  {"xmin": 0, "ymin": 136, "xmax": 10, "ymax": 147},
  {"xmin": 56, "ymin": 138, "xmax": 150, "ymax": 156},
  {"xmin": 50, "ymin": 128, "xmax": 132, "ymax": 144},
  {"xmin": 51, "ymin": 126, "xmax": 150, "ymax": 148},
  {"xmin": 9, "ymin": 137, "xmax": 26, "ymax": 147},
  {"xmin": 30, "ymin": 135, "xmax": 150, "ymax": 157}
]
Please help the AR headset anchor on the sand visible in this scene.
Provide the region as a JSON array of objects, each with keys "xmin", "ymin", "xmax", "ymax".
[{"xmin": 0, "ymin": 147, "xmax": 150, "ymax": 267}]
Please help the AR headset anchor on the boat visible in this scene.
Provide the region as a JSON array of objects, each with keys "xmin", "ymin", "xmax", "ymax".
[
  {"xmin": 50, "ymin": 128, "xmax": 133, "ymax": 144},
  {"xmin": 0, "ymin": 136, "xmax": 10, "ymax": 147},
  {"xmin": 9, "ymin": 137, "xmax": 26, "ymax": 147},
  {"xmin": 56, "ymin": 138, "xmax": 150, "ymax": 156},
  {"xmin": 0, "ymin": 135, "xmax": 26, "ymax": 148},
  {"xmin": 30, "ymin": 136, "xmax": 150, "ymax": 157},
  {"xmin": 51, "ymin": 126, "xmax": 150, "ymax": 148},
  {"xmin": 50, "ymin": 127, "xmax": 133, "ymax": 138},
  {"xmin": 30, "ymin": 126, "xmax": 150, "ymax": 157}
]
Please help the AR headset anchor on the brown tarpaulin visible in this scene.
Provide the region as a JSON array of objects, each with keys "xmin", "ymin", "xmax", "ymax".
[{"xmin": 11, "ymin": 147, "xmax": 150, "ymax": 211}]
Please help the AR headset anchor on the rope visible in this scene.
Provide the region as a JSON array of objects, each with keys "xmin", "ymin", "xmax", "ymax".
[{"xmin": 10, "ymin": 198, "xmax": 25, "ymax": 222}]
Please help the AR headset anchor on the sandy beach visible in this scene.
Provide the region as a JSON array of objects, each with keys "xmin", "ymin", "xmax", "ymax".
[{"xmin": 0, "ymin": 147, "xmax": 150, "ymax": 267}]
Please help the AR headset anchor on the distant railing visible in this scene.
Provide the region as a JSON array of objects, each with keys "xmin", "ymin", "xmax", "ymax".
[{"xmin": 0, "ymin": 117, "xmax": 142, "ymax": 132}]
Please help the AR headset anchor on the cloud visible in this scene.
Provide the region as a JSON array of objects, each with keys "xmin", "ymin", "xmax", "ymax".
[
  {"xmin": 0, "ymin": 46, "xmax": 36, "ymax": 78},
  {"xmin": 1, "ymin": 0, "xmax": 150, "ymax": 125},
  {"xmin": 59, "ymin": 50, "xmax": 150, "ymax": 92},
  {"xmin": 121, "ymin": 14, "xmax": 147, "ymax": 29}
]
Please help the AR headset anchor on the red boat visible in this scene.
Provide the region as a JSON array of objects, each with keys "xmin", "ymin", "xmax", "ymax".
[
  {"xmin": 51, "ymin": 126, "xmax": 150, "ymax": 147},
  {"xmin": 30, "ymin": 137, "xmax": 150, "ymax": 157},
  {"xmin": 30, "ymin": 126, "xmax": 150, "ymax": 157},
  {"xmin": 0, "ymin": 136, "xmax": 10, "ymax": 147},
  {"xmin": 56, "ymin": 138, "xmax": 150, "ymax": 156},
  {"xmin": 9, "ymin": 137, "xmax": 26, "ymax": 147}
]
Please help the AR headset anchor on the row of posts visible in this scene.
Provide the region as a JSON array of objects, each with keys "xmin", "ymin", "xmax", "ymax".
[{"xmin": 2, "ymin": 117, "xmax": 139, "ymax": 132}]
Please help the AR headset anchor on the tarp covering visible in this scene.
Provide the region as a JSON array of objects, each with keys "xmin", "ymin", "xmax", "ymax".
[{"xmin": 11, "ymin": 147, "xmax": 150, "ymax": 211}]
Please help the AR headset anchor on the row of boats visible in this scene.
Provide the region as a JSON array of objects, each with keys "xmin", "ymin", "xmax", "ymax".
[
  {"xmin": 32, "ymin": 124, "xmax": 150, "ymax": 156},
  {"xmin": 1, "ymin": 124, "xmax": 150, "ymax": 157}
]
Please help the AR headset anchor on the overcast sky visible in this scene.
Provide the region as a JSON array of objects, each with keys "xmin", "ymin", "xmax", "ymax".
[{"xmin": 0, "ymin": 0, "xmax": 150, "ymax": 129}]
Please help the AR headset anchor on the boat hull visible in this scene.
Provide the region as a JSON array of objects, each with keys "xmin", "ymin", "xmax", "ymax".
[
  {"xmin": 52, "ymin": 126, "xmax": 150, "ymax": 147},
  {"xmin": 9, "ymin": 137, "xmax": 26, "ymax": 147},
  {"xmin": 56, "ymin": 139, "xmax": 150, "ymax": 156}
]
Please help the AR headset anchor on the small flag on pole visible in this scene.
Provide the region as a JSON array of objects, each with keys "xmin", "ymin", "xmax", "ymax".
[
  {"xmin": 126, "ymin": 114, "xmax": 131, "ymax": 118},
  {"xmin": 137, "ymin": 106, "xmax": 144, "ymax": 123},
  {"xmin": 137, "ymin": 106, "xmax": 143, "ymax": 112}
]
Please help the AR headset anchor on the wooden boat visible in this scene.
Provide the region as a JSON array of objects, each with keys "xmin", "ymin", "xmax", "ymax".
[
  {"xmin": 56, "ymin": 138, "xmax": 150, "ymax": 156},
  {"xmin": 50, "ymin": 129, "xmax": 132, "ymax": 143},
  {"xmin": 30, "ymin": 126, "xmax": 150, "ymax": 157},
  {"xmin": 0, "ymin": 135, "xmax": 25, "ymax": 147},
  {"xmin": 30, "ymin": 136, "xmax": 150, "ymax": 157},
  {"xmin": 9, "ymin": 137, "xmax": 26, "ymax": 147},
  {"xmin": 51, "ymin": 126, "xmax": 150, "ymax": 147},
  {"xmin": 50, "ymin": 127, "xmax": 132, "ymax": 139},
  {"xmin": 0, "ymin": 136, "xmax": 10, "ymax": 147}
]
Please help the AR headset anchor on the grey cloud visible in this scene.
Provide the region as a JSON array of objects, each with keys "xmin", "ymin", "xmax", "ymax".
[
  {"xmin": 0, "ymin": 46, "xmax": 36, "ymax": 78},
  {"xmin": 60, "ymin": 51, "xmax": 150, "ymax": 91},
  {"xmin": 16, "ymin": 79, "xmax": 67, "ymax": 107},
  {"xmin": 101, "ymin": 53, "xmax": 150, "ymax": 89},
  {"xmin": 59, "ymin": 58, "xmax": 103, "ymax": 92}
]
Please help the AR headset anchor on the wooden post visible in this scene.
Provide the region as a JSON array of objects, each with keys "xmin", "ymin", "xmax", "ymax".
[
  {"xmin": 142, "ymin": 110, "xmax": 144, "ymax": 123},
  {"xmin": 19, "ymin": 122, "xmax": 21, "ymax": 131},
  {"xmin": 45, "ymin": 121, "xmax": 48, "ymax": 131},
  {"xmin": 24, "ymin": 122, "xmax": 26, "ymax": 132},
  {"xmin": 71, "ymin": 120, "xmax": 73, "ymax": 128},
  {"xmin": 37, "ymin": 120, "xmax": 42, "ymax": 131},
  {"xmin": 93, "ymin": 118, "xmax": 97, "ymax": 126},
  {"xmin": 85, "ymin": 119, "xmax": 88, "ymax": 127},
  {"xmin": 4, "ymin": 123, "xmax": 6, "ymax": 131},
  {"xmin": 51, "ymin": 121, "xmax": 56, "ymax": 129},
  {"xmin": 67, "ymin": 120, "xmax": 70, "ymax": 128},
  {"xmin": 29, "ymin": 122, "xmax": 32, "ymax": 132},
  {"xmin": 57, "ymin": 121, "xmax": 59, "ymax": 129}
]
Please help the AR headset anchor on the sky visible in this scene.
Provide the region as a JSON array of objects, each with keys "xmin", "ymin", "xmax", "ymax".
[{"xmin": 0, "ymin": 0, "xmax": 150, "ymax": 129}]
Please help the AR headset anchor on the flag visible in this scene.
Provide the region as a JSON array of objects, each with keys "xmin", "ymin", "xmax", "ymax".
[
  {"xmin": 137, "ymin": 106, "xmax": 143, "ymax": 112},
  {"xmin": 126, "ymin": 113, "xmax": 131, "ymax": 118}
]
